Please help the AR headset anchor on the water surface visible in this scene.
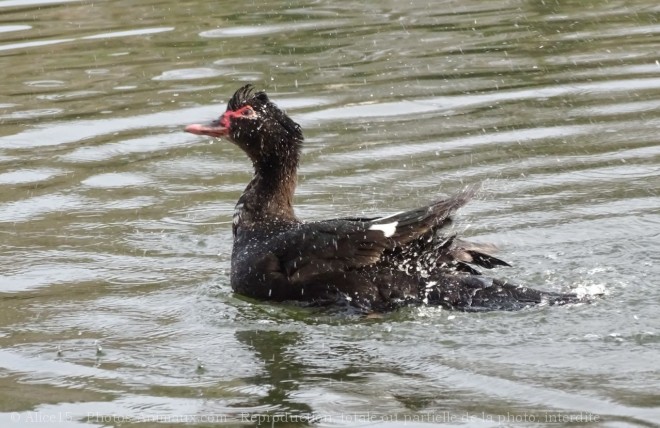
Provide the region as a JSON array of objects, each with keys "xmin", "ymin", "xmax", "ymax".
[{"xmin": 1, "ymin": 0, "xmax": 659, "ymax": 427}]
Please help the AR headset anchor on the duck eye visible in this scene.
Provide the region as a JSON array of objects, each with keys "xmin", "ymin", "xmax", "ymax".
[{"xmin": 241, "ymin": 107, "xmax": 254, "ymax": 116}]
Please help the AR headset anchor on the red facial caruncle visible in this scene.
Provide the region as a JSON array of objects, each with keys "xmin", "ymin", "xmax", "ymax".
[
  {"xmin": 184, "ymin": 105, "xmax": 257, "ymax": 138},
  {"xmin": 222, "ymin": 105, "xmax": 257, "ymax": 125}
]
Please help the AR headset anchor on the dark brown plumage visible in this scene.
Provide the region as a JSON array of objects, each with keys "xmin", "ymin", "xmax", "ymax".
[{"xmin": 185, "ymin": 85, "xmax": 586, "ymax": 312}]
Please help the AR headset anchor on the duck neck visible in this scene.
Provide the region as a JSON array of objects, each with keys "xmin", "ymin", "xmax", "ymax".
[{"xmin": 234, "ymin": 152, "xmax": 299, "ymax": 234}]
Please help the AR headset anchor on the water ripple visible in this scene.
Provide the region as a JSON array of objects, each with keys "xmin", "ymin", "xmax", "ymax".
[
  {"xmin": 200, "ymin": 21, "xmax": 348, "ymax": 38},
  {"xmin": 0, "ymin": 168, "xmax": 64, "ymax": 185},
  {"xmin": 0, "ymin": 194, "xmax": 86, "ymax": 223},
  {"xmin": 82, "ymin": 27, "xmax": 174, "ymax": 40}
]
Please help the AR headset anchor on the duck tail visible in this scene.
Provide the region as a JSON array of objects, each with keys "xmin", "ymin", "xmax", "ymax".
[{"xmin": 424, "ymin": 275, "xmax": 587, "ymax": 312}]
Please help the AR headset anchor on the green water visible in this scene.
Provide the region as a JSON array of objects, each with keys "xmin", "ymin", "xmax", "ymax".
[{"xmin": 1, "ymin": 0, "xmax": 659, "ymax": 426}]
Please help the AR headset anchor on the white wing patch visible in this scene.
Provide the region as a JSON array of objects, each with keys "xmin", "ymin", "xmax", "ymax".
[
  {"xmin": 369, "ymin": 221, "xmax": 398, "ymax": 238},
  {"xmin": 233, "ymin": 203, "xmax": 244, "ymax": 225}
]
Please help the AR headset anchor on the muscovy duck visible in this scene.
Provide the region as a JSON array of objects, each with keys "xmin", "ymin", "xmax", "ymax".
[{"xmin": 185, "ymin": 85, "xmax": 584, "ymax": 312}]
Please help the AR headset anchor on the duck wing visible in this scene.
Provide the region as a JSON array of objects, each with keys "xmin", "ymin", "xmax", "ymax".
[
  {"xmin": 272, "ymin": 187, "xmax": 477, "ymax": 284},
  {"xmin": 273, "ymin": 220, "xmax": 390, "ymax": 283}
]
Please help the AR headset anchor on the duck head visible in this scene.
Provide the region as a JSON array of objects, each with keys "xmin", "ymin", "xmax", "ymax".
[{"xmin": 185, "ymin": 85, "xmax": 303, "ymax": 168}]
